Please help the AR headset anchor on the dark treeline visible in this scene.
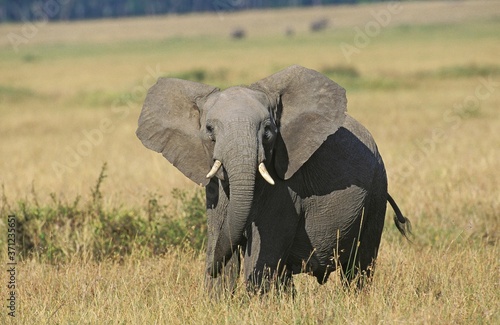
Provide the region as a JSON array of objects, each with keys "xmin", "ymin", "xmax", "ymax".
[{"xmin": 0, "ymin": 0, "xmax": 385, "ymax": 22}]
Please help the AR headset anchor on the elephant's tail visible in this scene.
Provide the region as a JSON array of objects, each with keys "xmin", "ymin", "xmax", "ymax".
[{"xmin": 387, "ymin": 193, "xmax": 412, "ymax": 240}]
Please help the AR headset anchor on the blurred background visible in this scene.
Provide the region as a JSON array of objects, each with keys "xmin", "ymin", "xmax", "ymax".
[
  {"xmin": 0, "ymin": 0, "xmax": 450, "ymax": 20},
  {"xmin": 0, "ymin": 0, "xmax": 498, "ymax": 220},
  {"xmin": 0, "ymin": 1, "xmax": 498, "ymax": 323}
]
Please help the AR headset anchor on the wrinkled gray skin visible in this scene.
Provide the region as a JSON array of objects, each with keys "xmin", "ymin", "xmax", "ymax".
[{"xmin": 137, "ymin": 65, "xmax": 410, "ymax": 294}]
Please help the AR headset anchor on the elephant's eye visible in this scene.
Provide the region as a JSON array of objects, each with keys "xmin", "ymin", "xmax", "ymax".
[{"xmin": 206, "ymin": 125, "xmax": 215, "ymax": 141}]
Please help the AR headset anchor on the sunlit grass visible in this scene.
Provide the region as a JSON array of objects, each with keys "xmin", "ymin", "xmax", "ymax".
[
  {"xmin": 7, "ymin": 240, "xmax": 497, "ymax": 324},
  {"xmin": 0, "ymin": 2, "xmax": 499, "ymax": 323}
]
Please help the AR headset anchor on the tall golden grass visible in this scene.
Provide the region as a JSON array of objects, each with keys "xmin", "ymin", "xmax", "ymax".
[{"xmin": 0, "ymin": 1, "xmax": 499, "ymax": 323}]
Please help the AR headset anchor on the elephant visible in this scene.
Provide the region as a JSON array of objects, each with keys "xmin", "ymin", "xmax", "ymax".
[{"xmin": 136, "ymin": 65, "xmax": 411, "ymax": 294}]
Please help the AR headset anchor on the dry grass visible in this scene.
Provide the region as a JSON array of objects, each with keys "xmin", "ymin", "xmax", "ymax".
[
  {"xmin": 0, "ymin": 1, "xmax": 499, "ymax": 323},
  {"xmin": 8, "ymin": 243, "xmax": 499, "ymax": 324}
]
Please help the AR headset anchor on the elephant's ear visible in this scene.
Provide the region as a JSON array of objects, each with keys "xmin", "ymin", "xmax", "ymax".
[
  {"xmin": 251, "ymin": 65, "xmax": 347, "ymax": 179},
  {"xmin": 136, "ymin": 78, "xmax": 219, "ymax": 186}
]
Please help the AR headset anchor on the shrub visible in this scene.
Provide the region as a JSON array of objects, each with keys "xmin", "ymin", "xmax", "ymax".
[
  {"xmin": 170, "ymin": 68, "xmax": 229, "ymax": 84},
  {"xmin": 171, "ymin": 69, "xmax": 207, "ymax": 82},
  {"xmin": 0, "ymin": 164, "xmax": 207, "ymax": 263},
  {"xmin": 415, "ymin": 63, "xmax": 500, "ymax": 79},
  {"xmin": 310, "ymin": 18, "xmax": 329, "ymax": 32},
  {"xmin": 321, "ymin": 64, "xmax": 360, "ymax": 79},
  {"xmin": 230, "ymin": 27, "xmax": 246, "ymax": 39}
]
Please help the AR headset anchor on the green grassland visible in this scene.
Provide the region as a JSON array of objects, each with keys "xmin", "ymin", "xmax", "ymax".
[{"xmin": 0, "ymin": 1, "xmax": 499, "ymax": 323}]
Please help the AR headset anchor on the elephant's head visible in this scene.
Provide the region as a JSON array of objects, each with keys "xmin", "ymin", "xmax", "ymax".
[{"xmin": 136, "ymin": 65, "xmax": 347, "ymax": 276}]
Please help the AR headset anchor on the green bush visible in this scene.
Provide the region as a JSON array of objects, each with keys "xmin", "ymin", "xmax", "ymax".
[
  {"xmin": 415, "ymin": 63, "xmax": 500, "ymax": 79},
  {"xmin": 0, "ymin": 164, "xmax": 207, "ymax": 263},
  {"xmin": 170, "ymin": 68, "xmax": 229, "ymax": 84},
  {"xmin": 321, "ymin": 64, "xmax": 360, "ymax": 79},
  {"xmin": 171, "ymin": 69, "xmax": 207, "ymax": 82}
]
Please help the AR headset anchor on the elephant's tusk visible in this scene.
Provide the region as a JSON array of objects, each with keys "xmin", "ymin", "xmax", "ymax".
[
  {"xmin": 206, "ymin": 160, "xmax": 222, "ymax": 178},
  {"xmin": 258, "ymin": 162, "xmax": 275, "ymax": 185}
]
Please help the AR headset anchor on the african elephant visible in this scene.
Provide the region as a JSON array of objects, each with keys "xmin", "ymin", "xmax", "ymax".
[{"xmin": 136, "ymin": 65, "xmax": 410, "ymax": 294}]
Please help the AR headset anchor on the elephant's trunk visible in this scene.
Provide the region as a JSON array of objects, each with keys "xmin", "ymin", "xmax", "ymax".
[{"xmin": 208, "ymin": 128, "xmax": 258, "ymax": 277}]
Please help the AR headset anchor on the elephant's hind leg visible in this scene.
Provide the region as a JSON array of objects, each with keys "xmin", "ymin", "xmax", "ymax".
[{"xmin": 341, "ymin": 178, "xmax": 387, "ymax": 288}]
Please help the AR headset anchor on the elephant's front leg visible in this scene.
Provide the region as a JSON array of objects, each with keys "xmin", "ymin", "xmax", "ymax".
[
  {"xmin": 243, "ymin": 187, "xmax": 299, "ymax": 294},
  {"xmin": 205, "ymin": 246, "xmax": 241, "ymax": 298},
  {"xmin": 244, "ymin": 222, "xmax": 296, "ymax": 294},
  {"xmin": 204, "ymin": 179, "xmax": 241, "ymax": 297},
  {"xmin": 205, "ymin": 227, "xmax": 242, "ymax": 297}
]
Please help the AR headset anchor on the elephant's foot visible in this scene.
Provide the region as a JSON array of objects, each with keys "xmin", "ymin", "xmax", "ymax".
[
  {"xmin": 205, "ymin": 249, "xmax": 241, "ymax": 299},
  {"xmin": 313, "ymin": 268, "xmax": 332, "ymax": 285},
  {"xmin": 245, "ymin": 267, "xmax": 295, "ymax": 296}
]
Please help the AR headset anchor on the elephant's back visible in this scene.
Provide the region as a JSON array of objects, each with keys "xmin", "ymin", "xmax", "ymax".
[{"xmin": 340, "ymin": 114, "xmax": 381, "ymax": 158}]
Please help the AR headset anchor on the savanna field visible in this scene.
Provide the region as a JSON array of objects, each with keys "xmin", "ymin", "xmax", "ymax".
[{"xmin": 0, "ymin": 1, "xmax": 499, "ymax": 323}]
